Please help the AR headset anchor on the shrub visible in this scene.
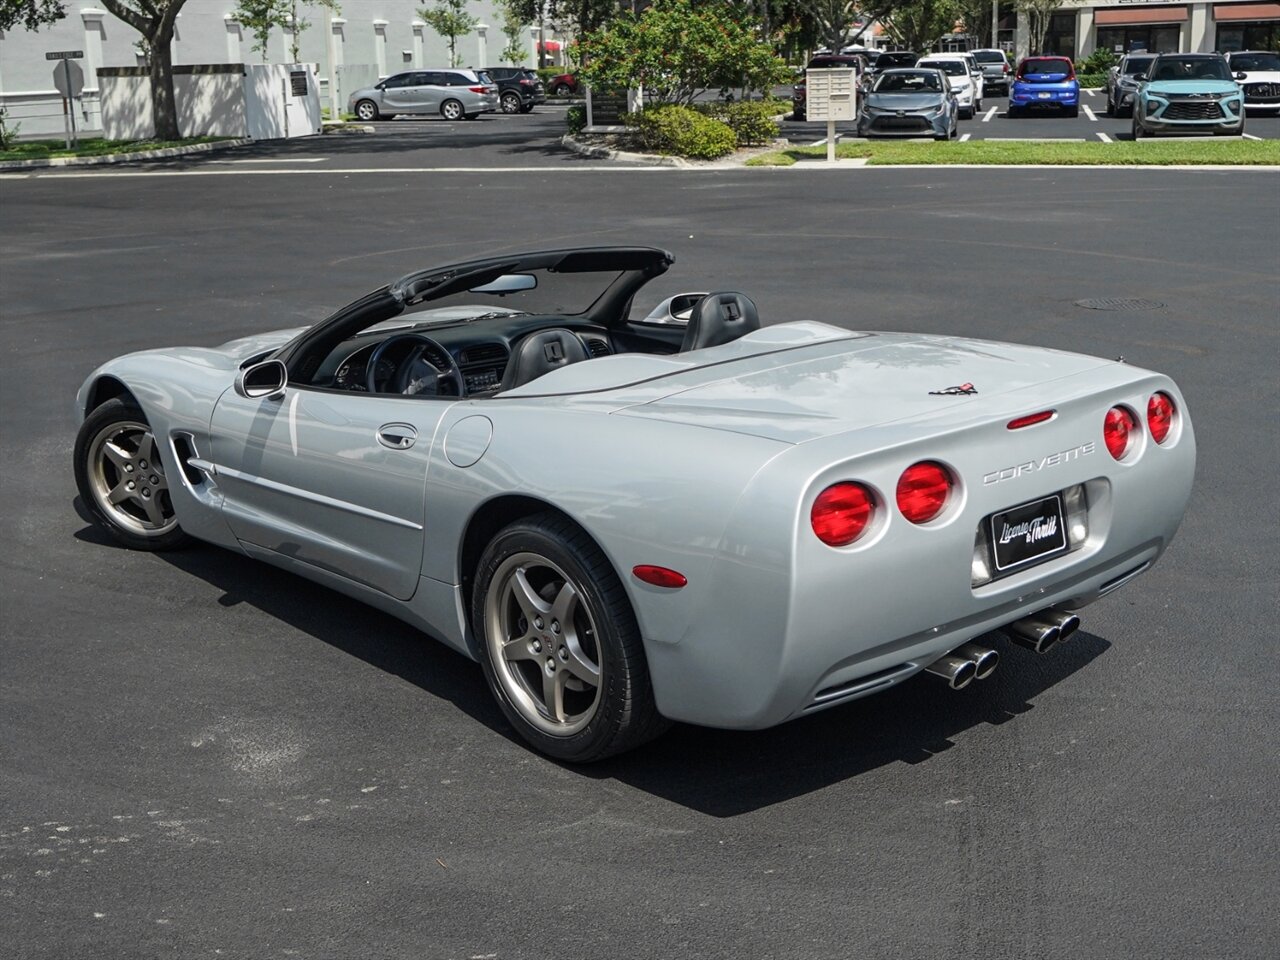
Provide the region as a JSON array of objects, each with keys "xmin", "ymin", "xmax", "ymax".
[
  {"xmin": 566, "ymin": 104, "xmax": 586, "ymax": 134},
  {"xmin": 1077, "ymin": 72, "xmax": 1108, "ymax": 88},
  {"xmin": 1077, "ymin": 48, "xmax": 1117, "ymax": 75},
  {"xmin": 697, "ymin": 100, "xmax": 783, "ymax": 146},
  {"xmin": 625, "ymin": 105, "xmax": 736, "ymax": 159},
  {"xmin": 536, "ymin": 66, "xmax": 565, "ymax": 83}
]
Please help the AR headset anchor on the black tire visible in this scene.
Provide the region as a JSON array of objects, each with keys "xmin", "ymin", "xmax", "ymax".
[
  {"xmin": 1066, "ymin": 105, "xmax": 1079, "ymax": 118},
  {"xmin": 354, "ymin": 99, "xmax": 380, "ymax": 122},
  {"xmin": 519, "ymin": 103, "xmax": 534, "ymax": 114},
  {"xmin": 501, "ymin": 92, "xmax": 522, "ymax": 114},
  {"xmin": 1132, "ymin": 117, "xmax": 1145, "ymax": 140},
  {"xmin": 551, "ymin": 83, "xmax": 570, "ymax": 96},
  {"xmin": 1007, "ymin": 105, "xmax": 1022, "ymax": 118},
  {"xmin": 73, "ymin": 397, "xmax": 188, "ymax": 551},
  {"xmin": 463, "ymin": 113, "xmax": 479, "ymax": 121},
  {"xmin": 1105, "ymin": 97, "xmax": 1114, "ymax": 117},
  {"xmin": 440, "ymin": 98, "xmax": 465, "ymax": 121},
  {"xmin": 472, "ymin": 512, "xmax": 669, "ymax": 762}
]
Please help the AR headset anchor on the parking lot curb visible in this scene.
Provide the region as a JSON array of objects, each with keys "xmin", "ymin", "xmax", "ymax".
[
  {"xmin": 561, "ymin": 134, "xmax": 688, "ymax": 167},
  {"xmin": 0, "ymin": 137, "xmax": 253, "ymax": 170}
]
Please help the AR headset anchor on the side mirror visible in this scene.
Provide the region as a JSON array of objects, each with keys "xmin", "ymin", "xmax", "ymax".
[
  {"xmin": 1235, "ymin": 71, "xmax": 1248, "ymax": 80},
  {"xmin": 235, "ymin": 359, "xmax": 288, "ymax": 400},
  {"xmin": 1135, "ymin": 73, "xmax": 1148, "ymax": 82}
]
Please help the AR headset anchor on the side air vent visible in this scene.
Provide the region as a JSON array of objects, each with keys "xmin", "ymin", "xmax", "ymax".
[{"xmin": 582, "ymin": 336, "xmax": 611, "ymax": 358}]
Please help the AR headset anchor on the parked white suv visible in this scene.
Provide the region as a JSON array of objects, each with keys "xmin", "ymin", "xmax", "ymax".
[
  {"xmin": 1225, "ymin": 50, "xmax": 1280, "ymax": 114},
  {"xmin": 917, "ymin": 56, "xmax": 980, "ymax": 117}
]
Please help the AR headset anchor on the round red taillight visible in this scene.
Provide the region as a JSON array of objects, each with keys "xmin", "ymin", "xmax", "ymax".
[
  {"xmin": 811, "ymin": 482, "xmax": 875, "ymax": 546},
  {"xmin": 1104, "ymin": 406, "xmax": 1138, "ymax": 460},
  {"xmin": 1147, "ymin": 392, "xmax": 1175, "ymax": 444},
  {"xmin": 896, "ymin": 461, "xmax": 952, "ymax": 524}
]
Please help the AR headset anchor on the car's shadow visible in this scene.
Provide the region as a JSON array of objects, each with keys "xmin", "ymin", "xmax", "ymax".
[{"xmin": 74, "ymin": 508, "xmax": 1110, "ymax": 817}]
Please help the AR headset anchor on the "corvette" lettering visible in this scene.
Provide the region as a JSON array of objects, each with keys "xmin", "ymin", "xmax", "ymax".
[{"xmin": 983, "ymin": 441, "xmax": 1095, "ymax": 485}]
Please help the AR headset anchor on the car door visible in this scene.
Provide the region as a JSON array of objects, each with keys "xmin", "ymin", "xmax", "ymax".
[
  {"xmin": 208, "ymin": 386, "xmax": 448, "ymax": 600},
  {"xmin": 420, "ymin": 72, "xmax": 447, "ymax": 113},
  {"xmin": 379, "ymin": 72, "xmax": 418, "ymax": 114}
]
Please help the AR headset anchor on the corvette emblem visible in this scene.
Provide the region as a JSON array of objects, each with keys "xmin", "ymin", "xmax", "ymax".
[{"xmin": 929, "ymin": 382, "xmax": 977, "ymax": 396}]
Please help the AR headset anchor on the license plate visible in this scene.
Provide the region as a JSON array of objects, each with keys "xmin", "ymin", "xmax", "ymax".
[
  {"xmin": 989, "ymin": 495, "xmax": 1068, "ymax": 573},
  {"xmin": 1038, "ymin": 92, "xmax": 1051, "ymax": 99}
]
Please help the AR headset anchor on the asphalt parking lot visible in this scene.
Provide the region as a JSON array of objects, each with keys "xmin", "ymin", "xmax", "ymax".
[{"xmin": 2, "ymin": 142, "xmax": 1278, "ymax": 959}]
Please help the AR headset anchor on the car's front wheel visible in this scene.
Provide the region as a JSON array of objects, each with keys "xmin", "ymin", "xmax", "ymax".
[
  {"xmin": 354, "ymin": 99, "xmax": 379, "ymax": 122},
  {"xmin": 473, "ymin": 513, "xmax": 669, "ymax": 762},
  {"xmin": 74, "ymin": 398, "xmax": 187, "ymax": 551}
]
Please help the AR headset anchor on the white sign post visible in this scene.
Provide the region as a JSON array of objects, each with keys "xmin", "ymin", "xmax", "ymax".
[
  {"xmin": 805, "ymin": 67, "xmax": 857, "ymax": 163},
  {"xmin": 48, "ymin": 51, "xmax": 85, "ymax": 149}
]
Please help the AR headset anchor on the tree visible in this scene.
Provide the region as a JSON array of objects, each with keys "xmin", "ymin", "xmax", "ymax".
[
  {"xmin": 418, "ymin": 0, "xmax": 478, "ymax": 68},
  {"xmin": 879, "ymin": 0, "xmax": 959, "ymax": 54},
  {"xmin": 99, "ymin": 1, "xmax": 191, "ymax": 141},
  {"xmin": 952, "ymin": 0, "xmax": 993, "ymax": 47},
  {"xmin": 1016, "ymin": 0, "xmax": 1057, "ymax": 55},
  {"xmin": 579, "ymin": 0, "xmax": 792, "ymax": 105},
  {"xmin": 234, "ymin": 0, "xmax": 286, "ymax": 62},
  {"xmin": 496, "ymin": 0, "xmax": 531, "ymax": 66},
  {"xmin": 0, "ymin": 0, "xmax": 65, "ymax": 31},
  {"xmin": 796, "ymin": 0, "xmax": 860, "ymax": 53}
]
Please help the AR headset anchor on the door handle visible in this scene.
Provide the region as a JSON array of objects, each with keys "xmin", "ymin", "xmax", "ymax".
[{"xmin": 376, "ymin": 423, "xmax": 417, "ymax": 450}]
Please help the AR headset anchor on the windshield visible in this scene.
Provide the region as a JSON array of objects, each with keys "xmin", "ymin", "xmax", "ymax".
[
  {"xmin": 1019, "ymin": 58, "xmax": 1072, "ymax": 79},
  {"xmin": 919, "ymin": 60, "xmax": 966, "ymax": 77},
  {"xmin": 877, "ymin": 53, "xmax": 918, "ymax": 68},
  {"xmin": 1231, "ymin": 52, "xmax": 1280, "ymax": 71},
  {"xmin": 1122, "ymin": 57, "xmax": 1154, "ymax": 76},
  {"xmin": 973, "ymin": 51, "xmax": 1006, "ymax": 64},
  {"xmin": 873, "ymin": 71, "xmax": 943, "ymax": 93},
  {"xmin": 1150, "ymin": 57, "xmax": 1231, "ymax": 81}
]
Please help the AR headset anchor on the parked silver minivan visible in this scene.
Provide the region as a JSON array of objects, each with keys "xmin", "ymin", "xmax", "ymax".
[{"xmin": 348, "ymin": 69, "xmax": 498, "ymax": 121}]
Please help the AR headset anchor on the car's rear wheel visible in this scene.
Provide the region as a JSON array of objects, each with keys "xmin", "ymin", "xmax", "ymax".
[
  {"xmin": 1132, "ymin": 116, "xmax": 1146, "ymax": 139},
  {"xmin": 501, "ymin": 92, "xmax": 521, "ymax": 114},
  {"xmin": 1007, "ymin": 105, "xmax": 1022, "ymax": 118},
  {"xmin": 473, "ymin": 512, "xmax": 669, "ymax": 762},
  {"xmin": 440, "ymin": 99, "xmax": 465, "ymax": 121},
  {"xmin": 74, "ymin": 398, "xmax": 187, "ymax": 551},
  {"xmin": 1066, "ymin": 105, "xmax": 1079, "ymax": 118},
  {"xmin": 354, "ymin": 99, "xmax": 379, "ymax": 122}
]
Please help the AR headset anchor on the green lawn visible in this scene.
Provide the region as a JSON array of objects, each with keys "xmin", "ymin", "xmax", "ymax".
[
  {"xmin": 0, "ymin": 136, "xmax": 231, "ymax": 162},
  {"xmin": 746, "ymin": 139, "xmax": 1280, "ymax": 167}
]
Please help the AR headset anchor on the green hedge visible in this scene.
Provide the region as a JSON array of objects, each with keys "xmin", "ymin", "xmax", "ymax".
[
  {"xmin": 566, "ymin": 104, "xmax": 587, "ymax": 134},
  {"xmin": 693, "ymin": 99, "xmax": 784, "ymax": 146},
  {"xmin": 625, "ymin": 105, "xmax": 736, "ymax": 159},
  {"xmin": 1077, "ymin": 72, "xmax": 1107, "ymax": 88}
]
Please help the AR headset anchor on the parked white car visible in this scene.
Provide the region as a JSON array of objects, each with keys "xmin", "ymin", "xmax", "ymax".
[
  {"xmin": 918, "ymin": 57, "xmax": 979, "ymax": 117},
  {"xmin": 1225, "ymin": 50, "xmax": 1280, "ymax": 114},
  {"xmin": 956, "ymin": 52, "xmax": 987, "ymax": 102}
]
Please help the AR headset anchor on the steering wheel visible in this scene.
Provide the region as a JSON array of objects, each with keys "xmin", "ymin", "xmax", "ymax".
[{"xmin": 366, "ymin": 333, "xmax": 465, "ymax": 397}]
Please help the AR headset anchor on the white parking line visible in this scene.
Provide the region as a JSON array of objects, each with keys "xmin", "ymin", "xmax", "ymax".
[
  {"xmin": 982, "ymin": 106, "xmax": 998, "ymax": 123},
  {"xmin": 212, "ymin": 158, "xmax": 329, "ymax": 164},
  {"xmin": 1096, "ymin": 131, "xmax": 1112, "ymax": 143},
  {"xmin": 1085, "ymin": 89, "xmax": 1097, "ymax": 98},
  {"xmin": 1243, "ymin": 133, "xmax": 1262, "ymax": 140},
  {"xmin": 1083, "ymin": 105, "xmax": 1099, "ymax": 122},
  {"xmin": 810, "ymin": 138, "xmax": 828, "ymax": 147},
  {"xmin": 959, "ymin": 133, "xmax": 972, "ymax": 142}
]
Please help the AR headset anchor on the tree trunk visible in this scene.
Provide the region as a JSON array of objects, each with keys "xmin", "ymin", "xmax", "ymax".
[{"xmin": 149, "ymin": 26, "xmax": 180, "ymax": 140}]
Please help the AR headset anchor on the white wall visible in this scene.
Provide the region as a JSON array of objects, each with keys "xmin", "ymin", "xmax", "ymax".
[
  {"xmin": 0, "ymin": 1, "xmax": 527, "ymax": 138},
  {"xmin": 100, "ymin": 68, "xmax": 248, "ymax": 141}
]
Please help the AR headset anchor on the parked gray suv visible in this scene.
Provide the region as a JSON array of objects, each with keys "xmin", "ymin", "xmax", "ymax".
[{"xmin": 348, "ymin": 69, "xmax": 498, "ymax": 121}]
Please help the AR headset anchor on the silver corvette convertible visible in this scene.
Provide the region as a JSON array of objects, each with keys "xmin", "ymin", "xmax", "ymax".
[{"xmin": 73, "ymin": 247, "xmax": 1195, "ymax": 762}]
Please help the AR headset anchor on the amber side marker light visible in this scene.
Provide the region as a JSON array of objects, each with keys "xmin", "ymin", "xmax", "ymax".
[
  {"xmin": 632, "ymin": 565, "xmax": 688, "ymax": 588},
  {"xmin": 1007, "ymin": 410, "xmax": 1055, "ymax": 430}
]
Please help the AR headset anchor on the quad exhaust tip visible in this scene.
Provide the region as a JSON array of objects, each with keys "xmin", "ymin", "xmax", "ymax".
[
  {"xmin": 955, "ymin": 642, "xmax": 1000, "ymax": 680},
  {"xmin": 1007, "ymin": 610, "xmax": 1081, "ymax": 654}
]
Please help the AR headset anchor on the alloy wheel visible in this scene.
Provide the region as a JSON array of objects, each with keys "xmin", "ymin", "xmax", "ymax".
[{"xmin": 86, "ymin": 421, "xmax": 178, "ymax": 537}]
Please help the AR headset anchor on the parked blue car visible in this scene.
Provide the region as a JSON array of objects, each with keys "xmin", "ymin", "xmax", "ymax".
[
  {"xmin": 1132, "ymin": 53, "xmax": 1245, "ymax": 138},
  {"xmin": 1008, "ymin": 56, "xmax": 1079, "ymax": 118}
]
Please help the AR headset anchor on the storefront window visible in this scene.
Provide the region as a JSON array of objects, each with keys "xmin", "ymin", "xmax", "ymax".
[
  {"xmin": 1096, "ymin": 26, "xmax": 1182, "ymax": 55},
  {"xmin": 1216, "ymin": 22, "xmax": 1280, "ymax": 51},
  {"xmin": 1044, "ymin": 12, "xmax": 1077, "ymax": 59}
]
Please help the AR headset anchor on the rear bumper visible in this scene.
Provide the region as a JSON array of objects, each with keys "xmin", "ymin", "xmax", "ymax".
[{"xmin": 642, "ymin": 371, "xmax": 1195, "ymax": 730}]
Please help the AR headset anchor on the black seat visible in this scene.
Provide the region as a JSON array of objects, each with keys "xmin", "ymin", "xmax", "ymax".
[
  {"xmin": 680, "ymin": 292, "xmax": 760, "ymax": 352},
  {"xmin": 499, "ymin": 328, "xmax": 590, "ymax": 390}
]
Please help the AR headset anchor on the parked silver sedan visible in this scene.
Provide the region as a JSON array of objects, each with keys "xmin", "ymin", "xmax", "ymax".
[
  {"xmin": 857, "ymin": 68, "xmax": 958, "ymax": 139},
  {"xmin": 348, "ymin": 68, "xmax": 498, "ymax": 121}
]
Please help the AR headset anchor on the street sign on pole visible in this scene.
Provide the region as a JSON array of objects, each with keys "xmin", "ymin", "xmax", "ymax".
[
  {"xmin": 50, "ymin": 58, "xmax": 85, "ymax": 150},
  {"xmin": 46, "ymin": 50, "xmax": 84, "ymax": 60}
]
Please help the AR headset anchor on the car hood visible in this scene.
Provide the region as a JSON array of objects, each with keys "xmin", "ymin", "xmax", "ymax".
[
  {"xmin": 590, "ymin": 328, "xmax": 1114, "ymax": 444},
  {"xmin": 1235, "ymin": 69, "xmax": 1280, "ymax": 82},
  {"xmin": 866, "ymin": 93, "xmax": 944, "ymax": 110},
  {"xmin": 1145, "ymin": 79, "xmax": 1239, "ymax": 95}
]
